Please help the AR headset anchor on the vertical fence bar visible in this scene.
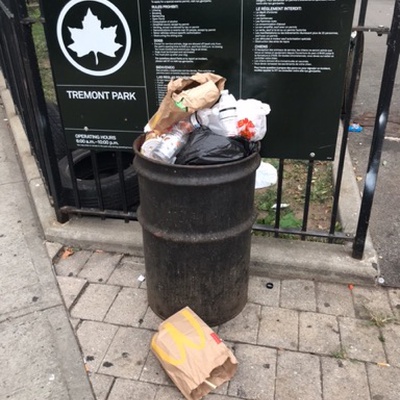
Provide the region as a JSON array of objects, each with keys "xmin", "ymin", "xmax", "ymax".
[
  {"xmin": 353, "ymin": 0, "xmax": 400, "ymax": 259},
  {"xmin": 329, "ymin": 4, "xmax": 367, "ymax": 241},
  {"xmin": 66, "ymin": 150, "xmax": 82, "ymax": 209},
  {"xmin": 301, "ymin": 159, "xmax": 314, "ymax": 240},
  {"xmin": 90, "ymin": 151, "xmax": 105, "ymax": 215},
  {"xmin": 274, "ymin": 159, "xmax": 285, "ymax": 237},
  {"xmin": 358, "ymin": 0, "xmax": 369, "ymax": 26},
  {"xmin": 116, "ymin": 151, "xmax": 129, "ymax": 222}
]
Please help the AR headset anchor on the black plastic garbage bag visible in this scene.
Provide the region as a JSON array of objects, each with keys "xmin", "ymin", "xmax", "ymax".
[{"xmin": 175, "ymin": 127, "xmax": 258, "ymax": 165}]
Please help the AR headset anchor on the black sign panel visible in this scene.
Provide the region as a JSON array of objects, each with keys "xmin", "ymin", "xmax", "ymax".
[
  {"xmin": 241, "ymin": 0, "xmax": 355, "ymax": 160},
  {"xmin": 42, "ymin": 0, "xmax": 148, "ymax": 150},
  {"xmin": 42, "ymin": 0, "xmax": 355, "ymax": 159}
]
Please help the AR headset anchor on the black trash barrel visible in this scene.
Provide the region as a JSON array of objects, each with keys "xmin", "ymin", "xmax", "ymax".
[{"xmin": 133, "ymin": 135, "xmax": 260, "ymax": 326}]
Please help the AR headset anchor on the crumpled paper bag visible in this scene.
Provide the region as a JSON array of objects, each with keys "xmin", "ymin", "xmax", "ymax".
[
  {"xmin": 145, "ymin": 73, "xmax": 226, "ymax": 134},
  {"xmin": 151, "ymin": 307, "xmax": 238, "ymax": 400}
]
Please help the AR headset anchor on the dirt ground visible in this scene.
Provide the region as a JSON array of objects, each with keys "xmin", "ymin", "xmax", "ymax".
[{"xmin": 254, "ymin": 160, "xmax": 334, "ymax": 234}]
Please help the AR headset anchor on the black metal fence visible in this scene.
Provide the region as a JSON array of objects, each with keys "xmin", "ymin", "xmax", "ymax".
[{"xmin": 1, "ymin": 0, "xmax": 399, "ymax": 259}]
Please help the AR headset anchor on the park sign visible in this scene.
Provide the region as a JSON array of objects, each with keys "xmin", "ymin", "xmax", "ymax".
[{"xmin": 42, "ymin": 0, "xmax": 355, "ymax": 160}]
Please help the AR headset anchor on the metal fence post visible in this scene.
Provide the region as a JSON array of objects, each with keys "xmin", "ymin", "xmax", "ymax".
[{"xmin": 353, "ymin": 0, "xmax": 400, "ymax": 259}]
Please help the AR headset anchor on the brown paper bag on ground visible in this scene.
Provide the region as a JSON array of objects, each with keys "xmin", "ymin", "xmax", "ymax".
[
  {"xmin": 146, "ymin": 73, "xmax": 226, "ymax": 134},
  {"xmin": 151, "ymin": 307, "xmax": 238, "ymax": 400}
]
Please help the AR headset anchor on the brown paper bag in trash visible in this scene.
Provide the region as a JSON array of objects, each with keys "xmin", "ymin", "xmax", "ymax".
[
  {"xmin": 146, "ymin": 72, "xmax": 226, "ymax": 134},
  {"xmin": 151, "ymin": 307, "xmax": 238, "ymax": 400}
]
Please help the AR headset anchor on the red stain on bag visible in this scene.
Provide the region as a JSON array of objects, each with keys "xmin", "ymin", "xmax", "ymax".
[{"xmin": 210, "ymin": 332, "xmax": 222, "ymax": 344}]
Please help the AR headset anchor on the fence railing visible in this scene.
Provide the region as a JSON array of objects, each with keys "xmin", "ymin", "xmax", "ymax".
[{"xmin": 1, "ymin": 0, "xmax": 399, "ymax": 259}]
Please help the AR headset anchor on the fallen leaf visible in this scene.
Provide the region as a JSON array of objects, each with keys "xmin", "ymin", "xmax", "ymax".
[{"xmin": 61, "ymin": 248, "xmax": 74, "ymax": 259}]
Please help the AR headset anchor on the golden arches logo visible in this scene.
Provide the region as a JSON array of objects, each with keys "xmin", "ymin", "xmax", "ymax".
[{"xmin": 151, "ymin": 309, "xmax": 206, "ymax": 366}]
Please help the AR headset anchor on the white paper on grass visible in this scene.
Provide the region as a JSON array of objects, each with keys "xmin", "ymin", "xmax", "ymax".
[{"xmin": 255, "ymin": 161, "xmax": 278, "ymax": 189}]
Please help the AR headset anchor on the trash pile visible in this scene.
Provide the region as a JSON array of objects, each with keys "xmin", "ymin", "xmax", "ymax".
[{"xmin": 140, "ymin": 72, "xmax": 271, "ymax": 165}]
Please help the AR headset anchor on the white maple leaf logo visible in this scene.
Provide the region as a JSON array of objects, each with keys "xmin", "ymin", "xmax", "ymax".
[{"xmin": 68, "ymin": 8, "xmax": 123, "ymax": 65}]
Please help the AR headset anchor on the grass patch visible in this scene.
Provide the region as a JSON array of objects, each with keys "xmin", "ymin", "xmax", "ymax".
[
  {"xmin": 368, "ymin": 310, "xmax": 398, "ymax": 328},
  {"xmin": 27, "ymin": 2, "xmax": 57, "ymax": 103},
  {"xmin": 254, "ymin": 159, "xmax": 336, "ymax": 237},
  {"xmin": 331, "ymin": 347, "xmax": 348, "ymax": 360}
]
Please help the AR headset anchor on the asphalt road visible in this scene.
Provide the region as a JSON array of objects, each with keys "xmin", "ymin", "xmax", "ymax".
[{"xmin": 348, "ymin": 0, "xmax": 400, "ymax": 287}]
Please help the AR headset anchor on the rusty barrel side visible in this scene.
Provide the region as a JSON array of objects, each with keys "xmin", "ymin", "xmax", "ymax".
[{"xmin": 133, "ymin": 135, "xmax": 260, "ymax": 326}]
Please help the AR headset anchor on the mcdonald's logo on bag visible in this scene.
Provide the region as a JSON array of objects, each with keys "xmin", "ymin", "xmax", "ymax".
[
  {"xmin": 151, "ymin": 307, "xmax": 238, "ymax": 400},
  {"xmin": 151, "ymin": 308, "xmax": 206, "ymax": 366}
]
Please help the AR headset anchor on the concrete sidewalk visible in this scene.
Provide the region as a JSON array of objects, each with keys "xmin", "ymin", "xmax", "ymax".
[
  {"xmin": 1, "ymin": 70, "xmax": 399, "ymax": 399},
  {"xmin": 0, "ymin": 98, "xmax": 94, "ymax": 398},
  {"xmin": 53, "ymin": 247, "xmax": 400, "ymax": 400}
]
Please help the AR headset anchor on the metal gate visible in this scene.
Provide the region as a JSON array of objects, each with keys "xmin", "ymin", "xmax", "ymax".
[{"xmin": 0, "ymin": 0, "xmax": 399, "ymax": 259}]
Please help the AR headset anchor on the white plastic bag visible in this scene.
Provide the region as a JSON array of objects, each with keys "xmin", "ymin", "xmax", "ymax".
[
  {"xmin": 195, "ymin": 107, "xmax": 227, "ymax": 136},
  {"xmin": 236, "ymin": 99, "xmax": 271, "ymax": 141},
  {"xmin": 255, "ymin": 161, "xmax": 277, "ymax": 189}
]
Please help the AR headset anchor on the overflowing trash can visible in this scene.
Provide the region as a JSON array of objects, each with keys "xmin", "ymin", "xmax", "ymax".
[
  {"xmin": 134, "ymin": 135, "xmax": 260, "ymax": 326},
  {"xmin": 133, "ymin": 72, "xmax": 269, "ymax": 326}
]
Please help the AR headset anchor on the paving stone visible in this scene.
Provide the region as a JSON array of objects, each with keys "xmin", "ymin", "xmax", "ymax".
[
  {"xmin": 321, "ymin": 357, "xmax": 369, "ymax": 400},
  {"xmin": 78, "ymin": 251, "xmax": 122, "ymax": 283},
  {"xmin": 156, "ymin": 387, "xmax": 230, "ymax": 400},
  {"xmin": 258, "ymin": 306, "xmax": 298, "ymax": 350},
  {"xmin": 69, "ymin": 318, "xmax": 81, "ymax": 331},
  {"xmin": 212, "ymin": 381, "xmax": 229, "ymax": 396},
  {"xmin": 228, "ymin": 343, "xmax": 276, "ymax": 400},
  {"xmin": 99, "ymin": 327, "xmax": 153, "ymax": 379},
  {"xmin": 387, "ymin": 288, "xmax": 400, "ymax": 318},
  {"xmin": 381, "ymin": 323, "xmax": 400, "ymax": 367},
  {"xmin": 121, "ymin": 255, "xmax": 146, "ymax": 265},
  {"xmin": 299, "ymin": 312, "xmax": 340, "ymax": 355},
  {"xmin": 54, "ymin": 249, "xmax": 92, "ymax": 277},
  {"xmin": 108, "ymin": 379, "xmax": 159, "ymax": 400},
  {"xmin": 367, "ymin": 363, "xmax": 400, "ymax": 400},
  {"xmin": 316, "ymin": 282, "xmax": 355, "ymax": 317},
  {"xmin": 140, "ymin": 350, "xmax": 173, "ymax": 386},
  {"xmin": 56, "ymin": 276, "xmax": 87, "ymax": 310},
  {"xmin": 104, "ymin": 288, "xmax": 148, "ymax": 327},
  {"xmin": 107, "ymin": 259, "xmax": 146, "ymax": 288},
  {"xmin": 275, "ymin": 351, "xmax": 322, "ymax": 400},
  {"xmin": 140, "ymin": 306, "xmax": 164, "ymax": 331},
  {"xmin": 71, "ymin": 283, "xmax": 120, "ymax": 321},
  {"xmin": 89, "ymin": 373, "xmax": 114, "ymax": 400},
  {"xmin": 338, "ymin": 317, "xmax": 386, "ymax": 363},
  {"xmin": 206, "ymin": 395, "xmax": 233, "ymax": 400},
  {"xmin": 248, "ymin": 276, "xmax": 280, "ymax": 307},
  {"xmin": 280, "ymin": 279, "xmax": 316, "ymax": 312},
  {"xmin": 77, "ymin": 321, "xmax": 118, "ymax": 372},
  {"xmin": 45, "ymin": 241, "xmax": 63, "ymax": 261},
  {"xmin": 218, "ymin": 303, "xmax": 261, "ymax": 344},
  {"xmin": 352, "ymin": 285, "xmax": 393, "ymax": 320},
  {"xmin": 154, "ymin": 385, "xmax": 185, "ymax": 399}
]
